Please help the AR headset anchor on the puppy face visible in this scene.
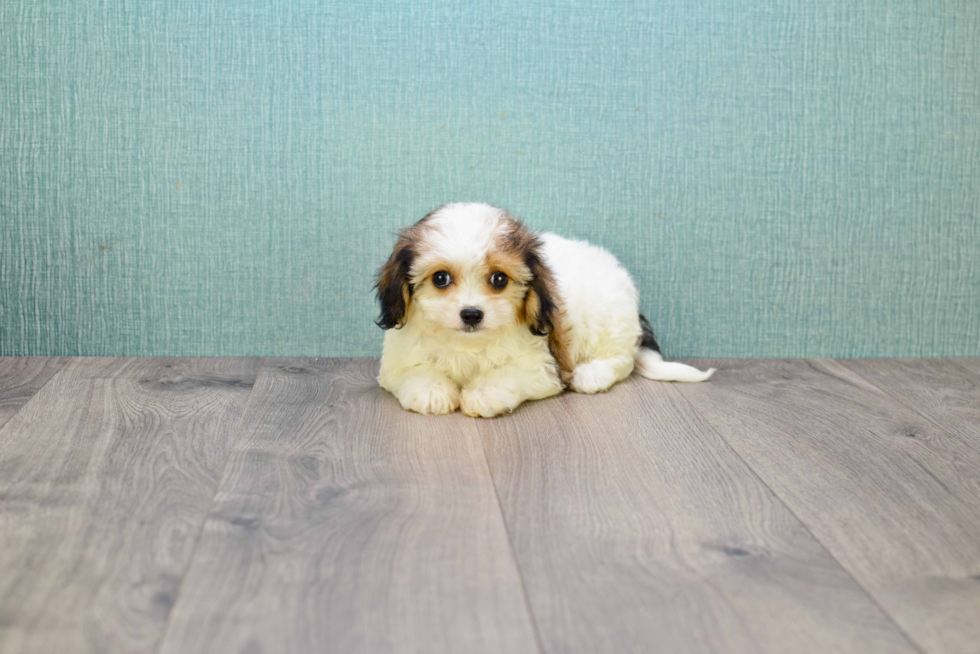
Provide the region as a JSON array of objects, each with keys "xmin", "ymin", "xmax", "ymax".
[
  {"xmin": 410, "ymin": 251, "xmax": 530, "ymax": 333},
  {"xmin": 375, "ymin": 203, "xmax": 560, "ymax": 339}
]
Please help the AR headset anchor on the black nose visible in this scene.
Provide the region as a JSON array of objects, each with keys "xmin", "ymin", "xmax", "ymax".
[{"xmin": 460, "ymin": 306, "xmax": 484, "ymax": 326}]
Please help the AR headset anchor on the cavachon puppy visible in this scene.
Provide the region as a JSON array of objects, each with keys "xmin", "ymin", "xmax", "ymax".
[{"xmin": 375, "ymin": 202, "xmax": 714, "ymax": 417}]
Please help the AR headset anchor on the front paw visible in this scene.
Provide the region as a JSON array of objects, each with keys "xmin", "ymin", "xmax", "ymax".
[
  {"xmin": 460, "ymin": 385, "xmax": 521, "ymax": 418},
  {"xmin": 396, "ymin": 378, "xmax": 460, "ymax": 415}
]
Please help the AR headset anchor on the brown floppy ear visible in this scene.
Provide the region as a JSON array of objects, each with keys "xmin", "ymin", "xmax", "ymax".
[
  {"xmin": 375, "ymin": 230, "xmax": 417, "ymax": 329},
  {"xmin": 523, "ymin": 247, "xmax": 559, "ymax": 337},
  {"xmin": 503, "ymin": 217, "xmax": 575, "ymax": 384}
]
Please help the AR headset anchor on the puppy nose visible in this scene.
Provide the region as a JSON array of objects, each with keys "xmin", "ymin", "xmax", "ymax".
[{"xmin": 460, "ymin": 306, "xmax": 484, "ymax": 326}]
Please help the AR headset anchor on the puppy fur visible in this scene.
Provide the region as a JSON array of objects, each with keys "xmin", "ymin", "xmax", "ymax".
[{"xmin": 376, "ymin": 202, "xmax": 714, "ymax": 417}]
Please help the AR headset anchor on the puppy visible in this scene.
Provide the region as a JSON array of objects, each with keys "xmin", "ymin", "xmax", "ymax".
[{"xmin": 375, "ymin": 202, "xmax": 714, "ymax": 417}]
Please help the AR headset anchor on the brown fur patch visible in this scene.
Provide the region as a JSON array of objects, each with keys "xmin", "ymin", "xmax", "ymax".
[
  {"xmin": 547, "ymin": 318, "xmax": 575, "ymax": 386},
  {"xmin": 497, "ymin": 214, "xmax": 574, "ymax": 384}
]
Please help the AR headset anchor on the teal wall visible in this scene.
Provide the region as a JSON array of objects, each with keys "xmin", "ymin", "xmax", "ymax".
[{"xmin": 2, "ymin": 1, "xmax": 979, "ymax": 358}]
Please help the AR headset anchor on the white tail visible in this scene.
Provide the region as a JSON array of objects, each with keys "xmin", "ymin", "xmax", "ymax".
[{"xmin": 635, "ymin": 349, "xmax": 715, "ymax": 383}]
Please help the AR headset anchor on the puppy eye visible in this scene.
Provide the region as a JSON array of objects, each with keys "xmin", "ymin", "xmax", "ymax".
[
  {"xmin": 432, "ymin": 271, "xmax": 452, "ymax": 288},
  {"xmin": 489, "ymin": 272, "xmax": 508, "ymax": 289}
]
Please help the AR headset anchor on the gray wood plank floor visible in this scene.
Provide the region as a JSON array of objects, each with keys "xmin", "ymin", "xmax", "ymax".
[
  {"xmin": 0, "ymin": 358, "xmax": 259, "ymax": 654},
  {"xmin": 676, "ymin": 358, "xmax": 980, "ymax": 654},
  {"xmin": 478, "ymin": 373, "xmax": 915, "ymax": 654},
  {"xmin": 159, "ymin": 359, "xmax": 538, "ymax": 654},
  {"xmin": 0, "ymin": 357, "xmax": 67, "ymax": 429},
  {"xmin": 1, "ymin": 356, "xmax": 978, "ymax": 654},
  {"xmin": 835, "ymin": 358, "xmax": 980, "ymax": 455}
]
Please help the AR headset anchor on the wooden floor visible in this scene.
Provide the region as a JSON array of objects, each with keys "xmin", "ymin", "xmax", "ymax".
[{"xmin": 1, "ymin": 358, "xmax": 979, "ymax": 654}]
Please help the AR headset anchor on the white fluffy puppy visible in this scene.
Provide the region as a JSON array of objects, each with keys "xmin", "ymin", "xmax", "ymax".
[{"xmin": 376, "ymin": 202, "xmax": 714, "ymax": 417}]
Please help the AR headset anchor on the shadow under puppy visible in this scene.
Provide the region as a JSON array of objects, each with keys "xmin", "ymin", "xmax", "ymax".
[{"xmin": 375, "ymin": 202, "xmax": 714, "ymax": 417}]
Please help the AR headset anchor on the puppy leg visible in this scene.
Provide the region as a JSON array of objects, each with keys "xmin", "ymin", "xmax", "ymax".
[
  {"xmin": 460, "ymin": 364, "xmax": 563, "ymax": 418},
  {"xmin": 569, "ymin": 355, "xmax": 634, "ymax": 394},
  {"xmin": 389, "ymin": 370, "xmax": 461, "ymax": 415}
]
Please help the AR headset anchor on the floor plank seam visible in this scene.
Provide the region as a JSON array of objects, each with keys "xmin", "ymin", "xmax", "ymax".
[
  {"xmin": 475, "ymin": 422, "xmax": 548, "ymax": 654},
  {"xmin": 829, "ymin": 360, "xmax": 980, "ymax": 459},
  {"xmin": 0, "ymin": 356, "xmax": 71, "ymax": 432},
  {"xmin": 666, "ymin": 381, "xmax": 929, "ymax": 654},
  {"xmin": 150, "ymin": 358, "xmax": 267, "ymax": 654}
]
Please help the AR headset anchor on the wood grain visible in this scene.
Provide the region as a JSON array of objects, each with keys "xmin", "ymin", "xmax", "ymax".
[
  {"xmin": 158, "ymin": 359, "xmax": 539, "ymax": 654},
  {"xmin": 0, "ymin": 357, "xmax": 68, "ymax": 429},
  {"xmin": 834, "ymin": 358, "xmax": 980, "ymax": 454},
  {"xmin": 478, "ymin": 374, "xmax": 917, "ymax": 654},
  {"xmin": 0, "ymin": 357, "xmax": 259, "ymax": 654},
  {"xmin": 951, "ymin": 358, "xmax": 980, "ymax": 377},
  {"xmin": 676, "ymin": 359, "xmax": 980, "ymax": 654}
]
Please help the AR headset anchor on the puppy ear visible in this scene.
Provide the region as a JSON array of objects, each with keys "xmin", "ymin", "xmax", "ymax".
[
  {"xmin": 375, "ymin": 231, "xmax": 417, "ymax": 329},
  {"xmin": 502, "ymin": 216, "xmax": 575, "ymax": 384},
  {"xmin": 501, "ymin": 218, "xmax": 557, "ymax": 336},
  {"xmin": 523, "ymin": 248, "xmax": 559, "ymax": 337}
]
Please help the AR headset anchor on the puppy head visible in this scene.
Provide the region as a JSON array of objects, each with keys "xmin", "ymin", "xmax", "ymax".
[{"xmin": 375, "ymin": 203, "xmax": 560, "ymax": 338}]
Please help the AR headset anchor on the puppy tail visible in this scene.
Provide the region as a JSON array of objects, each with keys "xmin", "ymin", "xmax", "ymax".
[
  {"xmin": 635, "ymin": 349, "xmax": 715, "ymax": 383},
  {"xmin": 634, "ymin": 315, "xmax": 715, "ymax": 382}
]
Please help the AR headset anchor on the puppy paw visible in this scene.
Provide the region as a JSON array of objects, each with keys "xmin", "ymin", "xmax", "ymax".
[
  {"xmin": 396, "ymin": 378, "xmax": 460, "ymax": 415},
  {"xmin": 460, "ymin": 385, "xmax": 521, "ymax": 418},
  {"xmin": 570, "ymin": 359, "xmax": 618, "ymax": 394}
]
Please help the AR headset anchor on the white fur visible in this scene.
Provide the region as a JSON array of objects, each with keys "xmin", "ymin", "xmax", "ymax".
[{"xmin": 378, "ymin": 202, "xmax": 714, "ymax": 417}]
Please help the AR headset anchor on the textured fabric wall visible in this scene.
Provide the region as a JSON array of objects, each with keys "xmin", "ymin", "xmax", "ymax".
[{"xmin": 2, "ymin": 1, "xmax": 978, "ymax": 357}]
